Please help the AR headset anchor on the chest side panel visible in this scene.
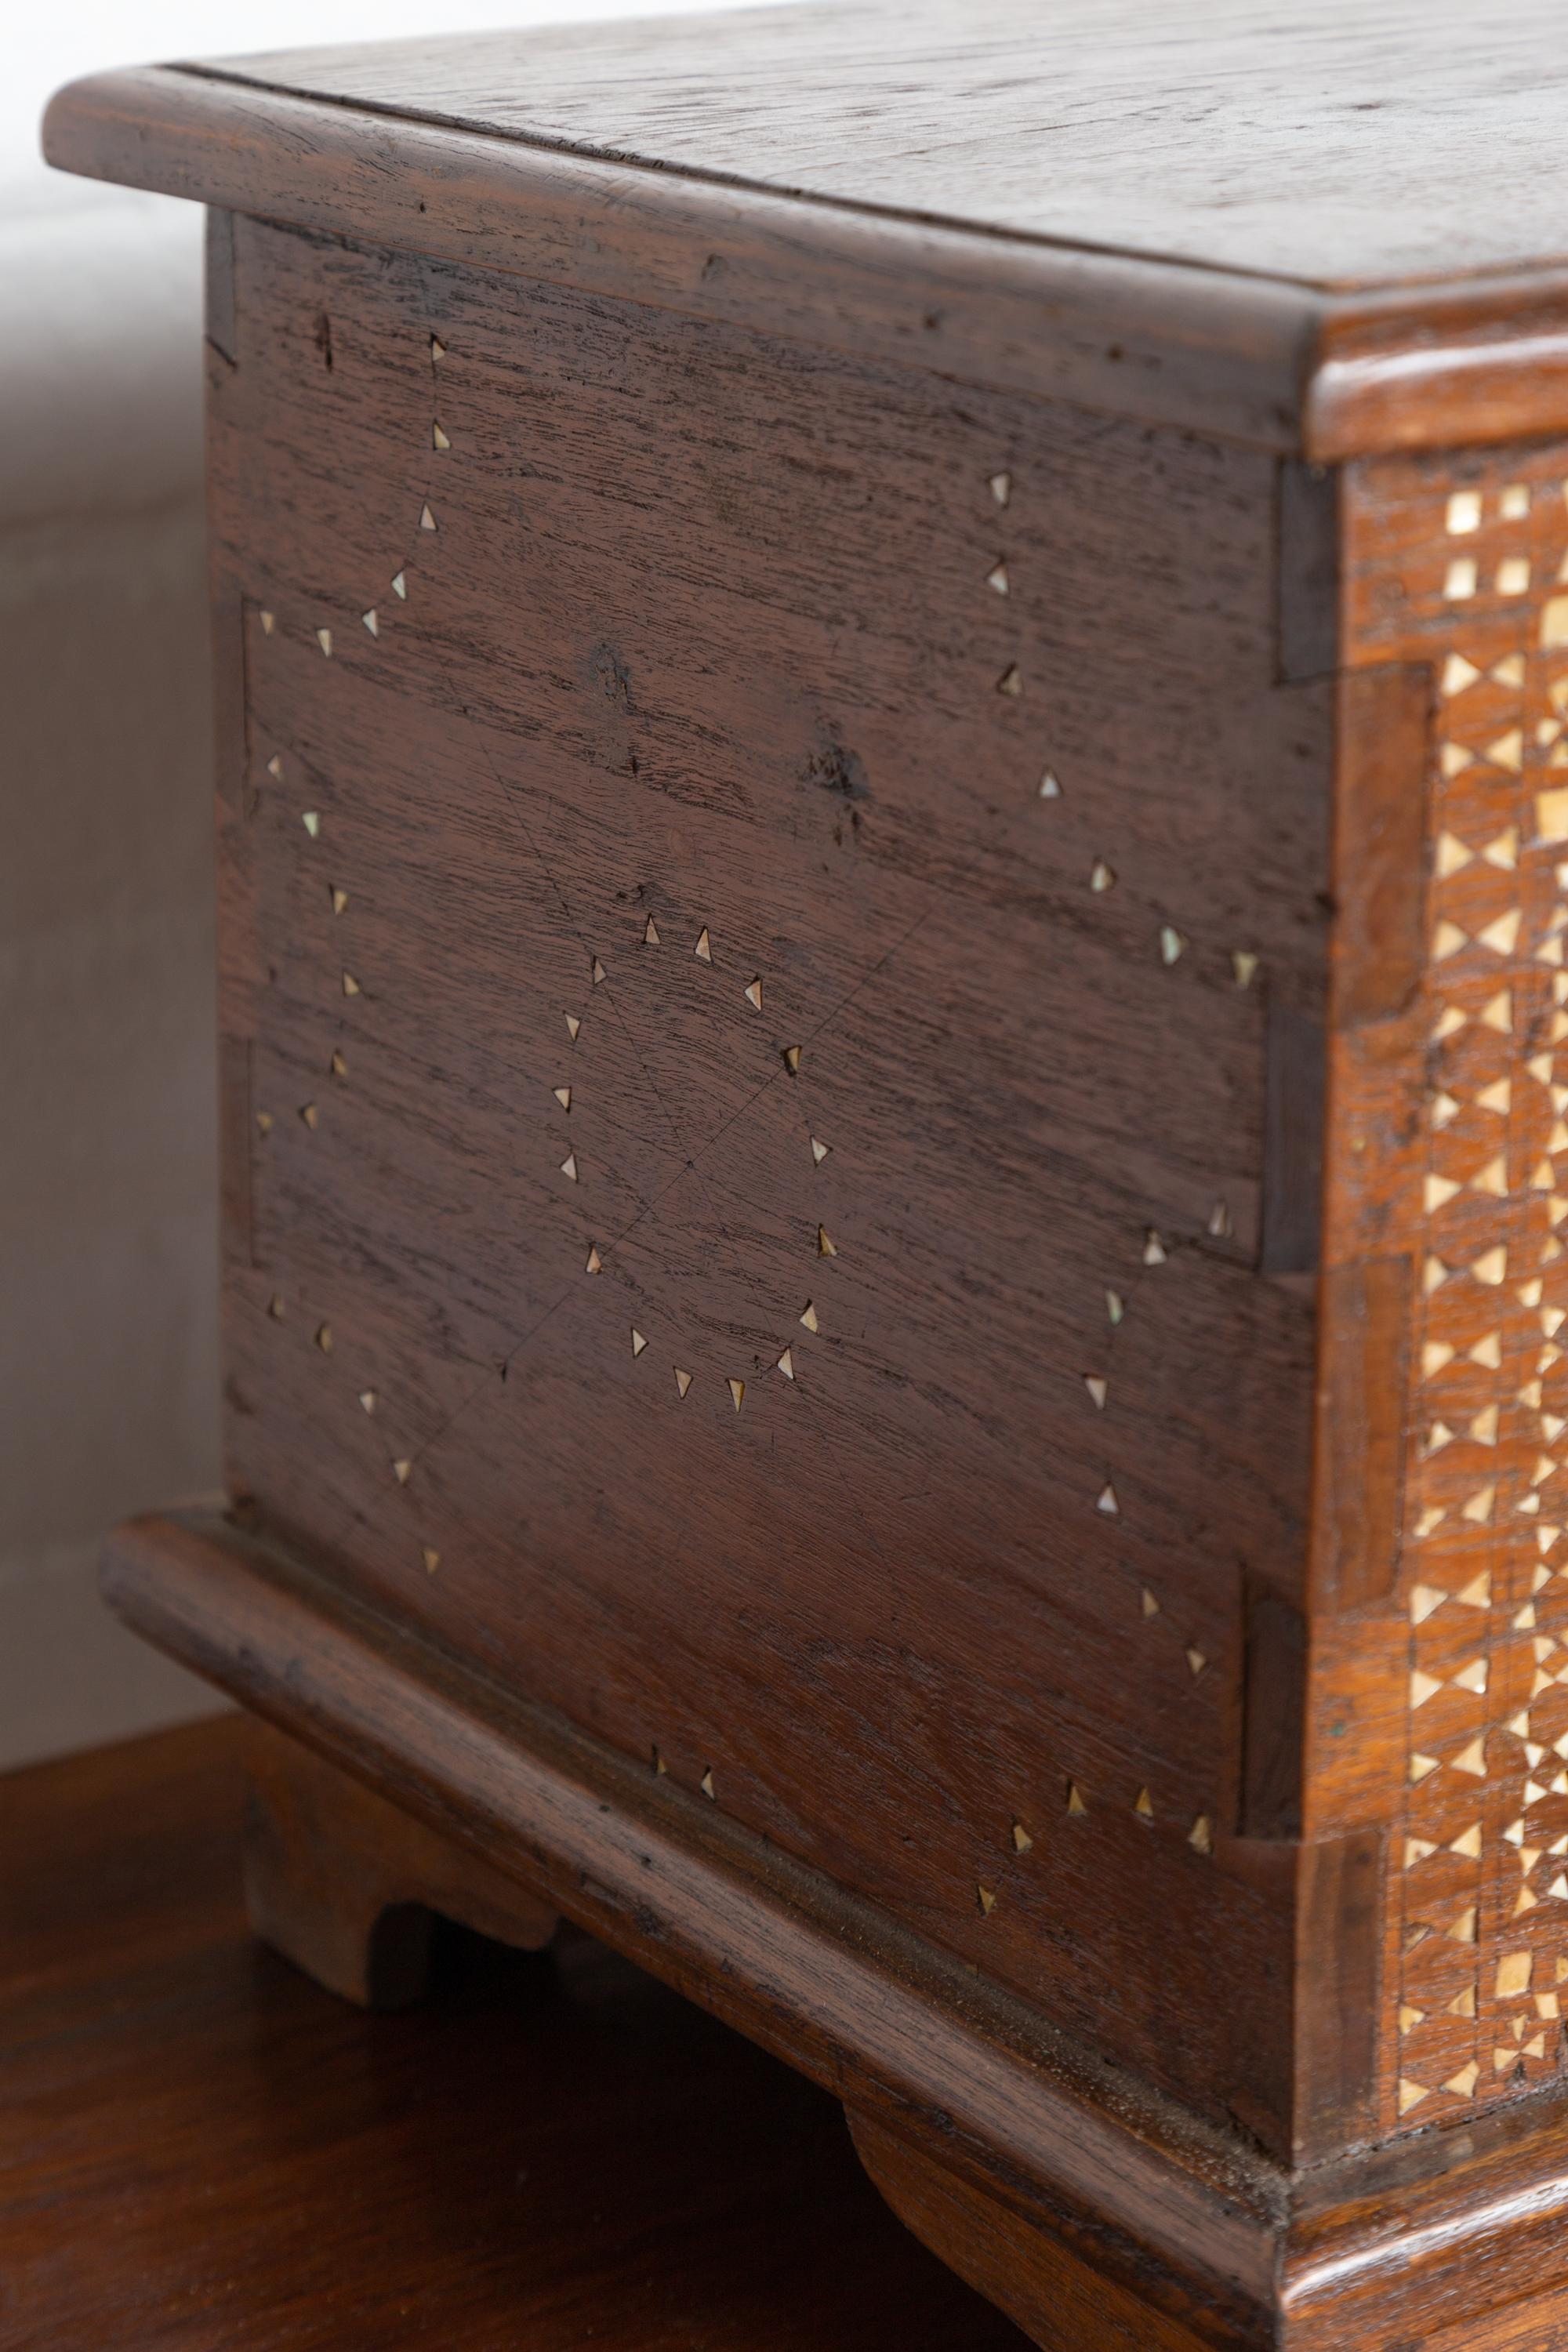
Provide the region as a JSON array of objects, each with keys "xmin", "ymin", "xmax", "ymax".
[
  {"xmin": 1320, "ymin": 442, "xmax": 1568, "ymax": 2140},
  {"xmin": 210, "ymin": 216, "xmax": 1330, "ymax": 2132}
]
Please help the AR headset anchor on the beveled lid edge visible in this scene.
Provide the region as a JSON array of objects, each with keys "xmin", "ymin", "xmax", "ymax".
[{"xmin": 43, "ymin": 63, "xmax": 1568, "ymax": 461}]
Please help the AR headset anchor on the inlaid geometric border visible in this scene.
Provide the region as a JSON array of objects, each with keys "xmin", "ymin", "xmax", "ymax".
[{"xmin": 1343, "ymin": 454, "xmax": 1568, "ymax": 2132}]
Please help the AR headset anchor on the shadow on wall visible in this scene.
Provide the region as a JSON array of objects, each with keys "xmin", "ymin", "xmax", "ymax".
[{"xmin": 0, "ymin": 177, "xmax": 223, "ymax": 1766}]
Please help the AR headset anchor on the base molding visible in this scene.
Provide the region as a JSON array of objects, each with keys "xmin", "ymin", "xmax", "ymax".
[{"xmin": 103, "ymin": 1509, "xmax": 1568, "ymax": 2352}]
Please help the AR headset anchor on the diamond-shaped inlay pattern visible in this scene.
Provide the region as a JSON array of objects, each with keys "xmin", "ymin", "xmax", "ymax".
[{"xmin": 1349, "ymin": 457, "xmax": 1568, "ymax": 2132}]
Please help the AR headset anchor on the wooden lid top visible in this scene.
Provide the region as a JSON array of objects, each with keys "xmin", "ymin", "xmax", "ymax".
[
  {"xmin": 42, "ymin": 1, "xmax": 1568, "ymax": 457},
  {"xmin": 199, "ymin": 1, "xmax": 1568, "ymax": 296}
]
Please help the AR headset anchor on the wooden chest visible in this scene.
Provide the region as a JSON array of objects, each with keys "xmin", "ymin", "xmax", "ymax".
[{"xmin": 45, "ymin": 8, "xmax": 1568, "ymax": 2344}]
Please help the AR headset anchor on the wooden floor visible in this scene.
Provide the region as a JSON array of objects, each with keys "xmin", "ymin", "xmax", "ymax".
[{"xmin": 0, "ymin": 1716, "xmax": 1026, "ymax": 2351}]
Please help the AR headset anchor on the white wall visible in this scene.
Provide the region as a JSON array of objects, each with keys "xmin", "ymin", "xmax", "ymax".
[{"xmin": 4, "ymin": 0, "xmax": 781, "ymax": 1768}]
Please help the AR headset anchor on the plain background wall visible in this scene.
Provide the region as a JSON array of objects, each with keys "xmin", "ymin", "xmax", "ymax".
[
  {"xmin": 5, "ymin": 0, "xmax": 778, "ymax": 1769},
  {"xmin": 0, "ymin": 174, "xmax": 217, "ymax": 1768}
]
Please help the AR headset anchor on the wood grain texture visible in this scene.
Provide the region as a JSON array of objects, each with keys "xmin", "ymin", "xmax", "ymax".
[
  {"xmin": 99, "ymin": 1508, "xmax": 1287, "ymax": 2351},
  {"xmin": 1308, "ymin": 309, "xmax": 1568, "ymax": 465},
  {"xmin": 242, "ymin": 1715, "xmax": 558, "ymax": 2005},
  {"xmin": 0, "ymin": 1715, "xmax": 1029, "ymax": 2352},
  {"xmin": 1276, "ymin": 462, "xmax": 1341, "ymax": 685},
  {"xmin": 1293, "ymin": 1827, "xmax": 1383, "ymax": 2154},
  {"xmin": 1313, "ymin": 1259, "xmax": 1410, "ymax": 1616},
  {"xmin": 42, "ymin": 65, "xmax": 1319, "ymax": 454},
  {"xmin": 48, "ymin": 19, "xmax": 1568, "ymax": 2340},
  {"xmin": 203, "ymin": 209, "xmax": 1331, "ymax": 2148},
  {"xmin": 100, "ymin": 1508, "xmax": 1568, "ymax": 2351},
  {"xmin": 848, "ymin": 2114, "xmax": 1217, "ymax": 2352},
  {"xmin": 1330, "ymin": 662, "xmax": 1432, "ymax": 1027},
  {"xmin": 183, "ymin": 2, "xmax": 1568, "ymax": 295},
  {"xmin": 45, "ymin": 56, "xmax": 1568, "ymax": 463}
]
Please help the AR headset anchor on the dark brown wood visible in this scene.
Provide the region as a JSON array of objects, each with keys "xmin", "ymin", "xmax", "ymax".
[
  {"xmin": 1240, "ymin": 1585, "xmax": 1305, "ymax": 1838},
  {"xmin": 99, "ymin": 1508, "xmax": 1568, "ymax": 2350},
  {"xmin": 195, "ymin": 204, "xmax": 1322, "ymax": 2154},
  {"xmin": 100, "ymin": 1508, "xmax": 1287, "ymax": 2350},
  {"xmin": 44, "ymin": 10, "xmax": 1568, "ymax": 460},
  {"xmin": 211, "ymin": 561, "xmax": 254, "ymax": 1281},
  {"xmin": 42, "ymin": 20, "xmax": 1568, "ymax": 2348},
  {"xmin": 1293, "ymin": 1828, "xmax": 1384, "ymax": 2154},
  {"xmin": 1261, "ymin": 1005, "xmax": 1326, "ymax": 1275},
  {"xmin": 0, "ymin": 1716, "xmax": 1029, "ymax": 2350},
  {"xmin": 1276, "ymin": 461, "xmax": 1341, "ymax": 687},
  {"xmin": 134, "ymin": 5, "xmax": 1568, "ymax": 290},
  {"xmin": 1330, "ymin": 662, "xmax": 1432, "ymax": 1028},
  {"xmin": 41, "ymin": 67, "xmax": 1317, "ymax": 453},
  {"xmin": 1313, "ymin": 1259, "xmax": 1411, "ymax": 1615},
  {"xmin": 847, "ymin": 2114, "xmax": 1215, "ymax": 2352},
  {"xmin": 204, "ymin": 205, "xmax": 237, "ymax": 368},
  {"xmin": 242, "ymin": 1715, "xmax": 558, "ymax": 2004}
]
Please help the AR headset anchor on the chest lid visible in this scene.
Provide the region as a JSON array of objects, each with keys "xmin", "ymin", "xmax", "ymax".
[{"xmin": 43, "ymin": 5, "xmax": 1568, "ymax": 447}]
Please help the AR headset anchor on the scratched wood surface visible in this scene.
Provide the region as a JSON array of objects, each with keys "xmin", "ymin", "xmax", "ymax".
[
  {"xmin": 208, "ymin": 213, "xmax": 1332, "ymax": 2149},
  {"xmin": 1309, "ymin": 443, "xmax": 1568, "ymax": 2140},
  {"xmin": 194, "ymin": 0, "xmax": 1568, "ymax": 292}
]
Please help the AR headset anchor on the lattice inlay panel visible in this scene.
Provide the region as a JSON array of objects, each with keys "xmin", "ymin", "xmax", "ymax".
[{"xmin": 1345, "ymin": 449, "xmax": 1568, "ymax": 2132}]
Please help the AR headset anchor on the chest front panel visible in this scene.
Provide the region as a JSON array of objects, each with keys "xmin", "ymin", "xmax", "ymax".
[{"xmin": 211, "ymin": 216, "xmax": 1330, "ymax": 2132}]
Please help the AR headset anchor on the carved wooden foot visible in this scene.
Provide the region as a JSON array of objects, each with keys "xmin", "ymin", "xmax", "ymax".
[
  {"xmin": 847, "ymin": 2111, "xmax": 1211, "ymax": 2352},
  {"xmin": 241, "ymin": 1716, "xmax": 558, "ymax": 2008}
]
